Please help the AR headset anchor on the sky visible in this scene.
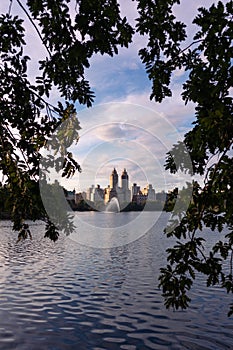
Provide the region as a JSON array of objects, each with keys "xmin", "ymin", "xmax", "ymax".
[{"xmin": 1, "ymin": 0, "xmax": 222, "ymax": 193}]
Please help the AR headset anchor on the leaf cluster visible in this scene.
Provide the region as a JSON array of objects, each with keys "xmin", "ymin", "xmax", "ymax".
[
  {"xmin": 135, "ymin": 0, "xmax": 187, "ymax": 101},
  {"xmin": 150, "ymin": 1, "xmax": 233, "ymax": 316},
  {"xmin": 0, "ymin": 0, "xmax": 134, "ymax": 241}
]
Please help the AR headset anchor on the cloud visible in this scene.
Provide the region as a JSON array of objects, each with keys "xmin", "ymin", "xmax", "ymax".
[
  {"xmin": 3, "ymin": 0, "xmax": 213, "ymax": 194},
  {"xmin": 58, "ymin": 102, "xmax": 194, "ymax": 193}
]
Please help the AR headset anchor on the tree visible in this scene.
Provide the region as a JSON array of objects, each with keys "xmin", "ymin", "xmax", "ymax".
[
  {"xmin": 0, "ymin": 0, "xmax": 134, "ymax": 240},
  {"xmin": 0, "ymin": 0, "xmax": 233, "ymax": 314},
  {"xmin": 140, "ymin": 1, "xmax": 233, "ymax": 316}
]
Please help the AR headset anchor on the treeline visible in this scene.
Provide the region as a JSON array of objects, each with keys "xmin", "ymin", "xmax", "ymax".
[
  {"xmin": 0, "ymin": 183, "xmax": 178, "ymax": 219},
  {"xmin": 67, "ymin": 196, "xmax": 177, "ymax": 212}
]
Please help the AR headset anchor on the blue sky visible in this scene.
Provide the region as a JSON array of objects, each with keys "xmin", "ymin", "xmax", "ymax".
[{"xmin": 1, "ymin": 0, "xmax": 220, "ymax": 192}]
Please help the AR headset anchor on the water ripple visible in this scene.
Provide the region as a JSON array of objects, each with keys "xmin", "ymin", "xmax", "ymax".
[{"xmin": 0, "ymin": 214, "xmax": 232, "ymax": 349}]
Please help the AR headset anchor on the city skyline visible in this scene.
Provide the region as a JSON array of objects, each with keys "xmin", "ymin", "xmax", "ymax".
[
  {"xmin": 75, "ymin": 166, "xmax": 158, "ymax": 197},
  {"xmin": 65, "ymin": 166, "xmax": 170, "ymax": 211},
  {"xmin": 65, "ymin": 167, "xmax": 160, "ymax": 208}
]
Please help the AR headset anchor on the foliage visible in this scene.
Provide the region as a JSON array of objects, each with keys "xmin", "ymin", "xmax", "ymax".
[
  {"xmin": 142, "ymin": 0, "xmax": 233, "ymax": 316},
  {"xmin": 0, "ymin": 0, "xmax": 233, "ymax": 315},
  {"xmin": 0, "ymin": 0, "xmax": 133, "ymax": 241}
]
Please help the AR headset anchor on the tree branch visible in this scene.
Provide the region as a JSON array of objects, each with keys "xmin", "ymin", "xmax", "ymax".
[
  {"xmin": 5, "ymin": 124, "xmax": 38, "ymax": 181},
  {"xmin": 8, "ymin": 0, "xmax": 13, "ymax": 15},
  {"xmin": 207, "ymin": 141, "xmax": 233, "ymax": 188},
  {"xmin": 230, "ymin": 249, "xmax": 233, "ymax": 278},
  {"xmin": 179, "ymin": 39, "xmax": 203, "ymax": 56},
  {"xmin": 16, "ymin": 0, "xmax": 52, "ymax": 58}
]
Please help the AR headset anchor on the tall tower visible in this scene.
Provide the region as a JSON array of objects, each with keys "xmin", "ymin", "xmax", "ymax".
[
  {"xmin": 121, "ymin": 168, "xmax": 129, "ymax": 191},
  {"xmin": 121, "ymin": 168, "xmax": 131, "ymax": 203},
  {"xmin": 110, "ymin": 168, "xmax": 118, "ymax": 189}
]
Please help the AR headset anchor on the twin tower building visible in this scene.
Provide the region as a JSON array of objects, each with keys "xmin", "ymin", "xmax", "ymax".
[
  {"xmin": 86, "ymin": 168, "xmax": 156, "ymax": 206},
  {"xmin": 87, "ymin": 168, "xmax": 131, "ymax": 205},
  {"xmin": 105, "ymin": 168, "xmax": 131, "ymax": 204}
]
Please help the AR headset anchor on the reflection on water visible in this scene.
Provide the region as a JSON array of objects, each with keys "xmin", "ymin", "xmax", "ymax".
[
  {"xmin": 70, "ymin": 211, "xmax": 163, "ymax": 248},
  {"xmin": 0, "ymin": 212, "xmax": 232, "ymax": 350}
]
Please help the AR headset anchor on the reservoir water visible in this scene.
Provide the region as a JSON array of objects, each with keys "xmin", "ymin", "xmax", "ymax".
[{"xmin": 0, "ymin": 212, "xmax": 232, "ymax": 349}]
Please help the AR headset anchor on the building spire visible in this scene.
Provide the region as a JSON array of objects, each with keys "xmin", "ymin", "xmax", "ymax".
[{"xmin": 110, "ymin": 167, "xmax": 118, "ymax": 189}]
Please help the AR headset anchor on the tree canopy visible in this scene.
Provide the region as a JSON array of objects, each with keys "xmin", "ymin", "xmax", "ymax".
[{"xmin": 0, "ymin": 0, "xmax": 233, "ymax": 314}]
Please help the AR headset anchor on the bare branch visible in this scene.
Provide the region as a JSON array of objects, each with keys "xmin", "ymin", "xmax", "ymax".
[
  {"xmin": 8, "ymin": 0, "xmax": 13, "ymax": 15},
  {"xmin": 230, "ymin": 249, "xmax": 233, "ymax": 278},
  {"xmin": 16, "ymin": 0, "xmax": 52, "ymax": 58},
  {"xmin": 179, "ymin": 39, "xmax": 203, "ymax": 56}
]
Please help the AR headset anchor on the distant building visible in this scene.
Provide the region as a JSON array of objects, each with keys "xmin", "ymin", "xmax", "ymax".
[
  {"xmin": 131, "ymin": 183, "xmax": 140, "ymax": 199},
  {"xmin": 132, "ymin": 184, "xmax": 147, "ymax": 205},
  {"xmin": 104, "ymin": 185, "xmax": 111, "ymax": 204},
  {"xmin": 86, "ymin": 185, "xmax": 95, "ymax": 201},
  {"xmin": 104, "ymin": 168, "xmax": 131, "ymax": 205},
  {"xmin": 66, "ymin": 189, "xmax": 76, "ymax": 201},
  {"xmin": 94, "ymin": 185, "xmax": 105, "ymax": 203},
  {"xmin": 81, "ymin": 191, "xmax": 87, "ymax": 201},
  {"xmin": 141, "ymin": 184, "xmax": 156, "ymax": 201},
  {"xmin": 87, "ymin": 184, "xmax": 104, "ymax": 203},
  {"xmin": 75, "ymin": 191, "xmax": 87, "ymax": 204},
  {"xmin": 110, "ymin": 167, "xmax": 118, "ymax": 189},
  {"xmin": 70, "ymin": 168, "xmax": 165, "ymax": 209},
  {"xmin": 132, "ymin": 183, "xmax": 156, "ymax": 204},
  {"xmin": 75, "ymin": 192, "xmax": 83, "ymax": 204},
  {"xmin": 118, "ymin": 169, "xmax": 131, "ymax": 203},
  {"xmin": 104, "ymin": 168, "xmax": 118, "ymax": 203}
]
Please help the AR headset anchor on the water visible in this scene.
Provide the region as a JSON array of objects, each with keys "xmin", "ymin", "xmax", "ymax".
[
  {"xmin": 105, "ymin": 197, "xmax": 120, "ymax": 213},
  {"xmin": 0, "ymin": 212, "xmax": 232, "ymax": 350}
]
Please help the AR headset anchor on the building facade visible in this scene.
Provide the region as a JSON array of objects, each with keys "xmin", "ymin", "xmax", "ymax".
[
  {"xmin": 141, "ymin": 184, "xmax": 156, "ymax": 201},
  {"xmin": 132, "ymin": 183, "xmax": 156, "ymax": 204},
  {"xmin": 104, "ymin": 168, "xmax": 131, "ymax": 205},
  {"xmin": 87, "ymin": 184, "xmax": 105, "ymax": 203},
  {"xmin": 76, "ymin": 169, "xmax": 158, "ymax": 208}
]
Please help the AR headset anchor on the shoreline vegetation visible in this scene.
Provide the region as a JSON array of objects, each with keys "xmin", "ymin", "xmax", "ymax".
[
  {"xmin": 66, "ymin": 199, "xmax": 174, "ymax": 212},
  {"xmin": 0, "ymin": 184, "xmax": 177, "ymax": 221},
  {"xmin": 0, "ymin": 203, "xmax": 172, "ymax": 220}
]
